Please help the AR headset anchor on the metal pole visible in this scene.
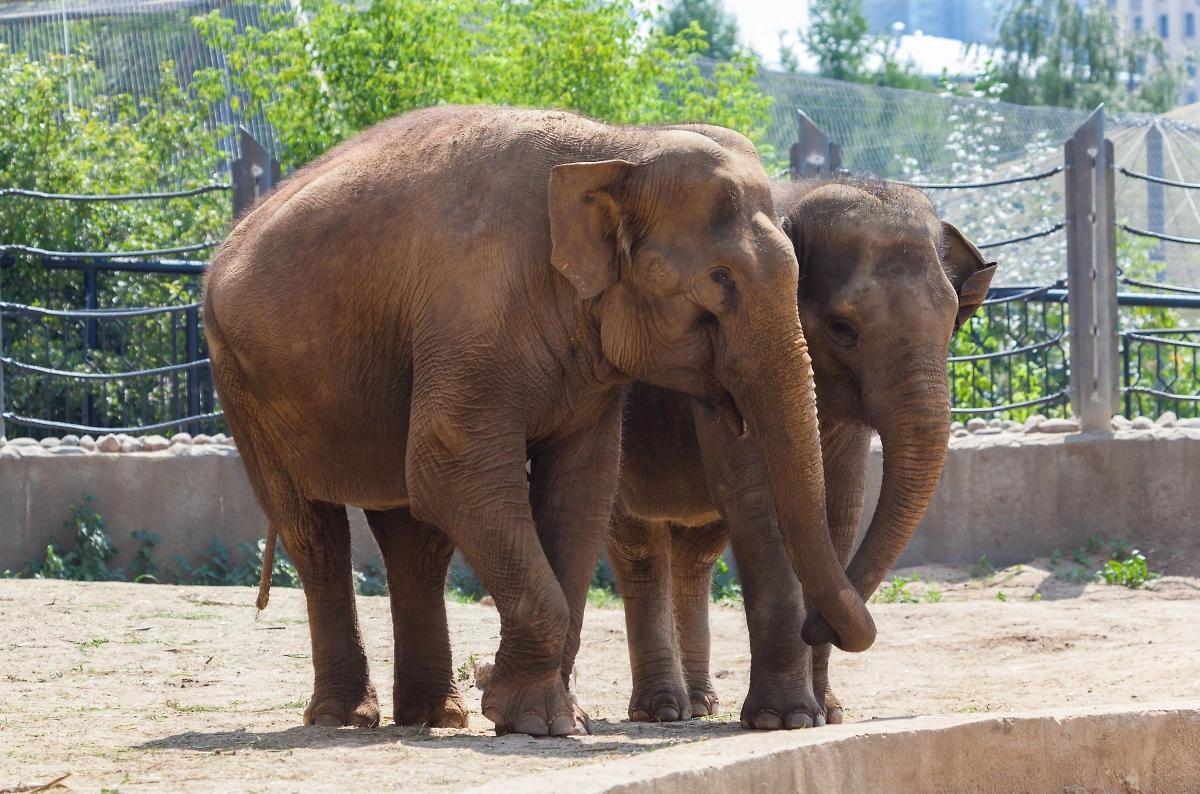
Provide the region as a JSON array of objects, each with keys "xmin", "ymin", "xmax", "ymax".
[
  {"xmin": 186, "ymin": 306, "xmax": 200, "ymax": 436},
  {"xmin": 0, "ymin": 273, "xmax": 5, "ymax": 440},
  {"xmin": 231, "ymin": 127, "xmax": 281, "ymax": 218},
  {"xmin": 791, "ymin": 109, "xmax": 841, "ymax": 180},
  {"xmin": 1064, "ymin": 106, "xmax": 1119, "ymax": 432},
  {"xmin": 84, "ymin": 264, "xmax": 97, "ymax": 428},
  {"xmin": 1146, "ymin": 122, "xmax": 1166, "ymax": 265}
]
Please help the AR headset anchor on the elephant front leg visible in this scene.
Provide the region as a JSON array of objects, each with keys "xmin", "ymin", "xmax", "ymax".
[
  {"xmin": 670, "ymin": 521, "xmax": 730, "ymax": 717},
  {"xmin": 529, "ymin": 399, "xmax": 625, "ymax": 733},
  {"xmin": 692, "ymin": 398, "xmax": 821, "ymax": 730},
  {"xmin": 364, "ymin": 508, "xmax": 468, "ymax": 728},
  {"xmin": 608, "ymin": 514, "xmax": 691, "ymax": 722}
]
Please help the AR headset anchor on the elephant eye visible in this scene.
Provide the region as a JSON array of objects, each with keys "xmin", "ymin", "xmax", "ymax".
[
  {"xmin": 825, "ymin": 317, "xmax": 859, "ymax": 349},
  {"xmin": 710, "ymin": 268, "xmax": 733, "ymax": 287}
]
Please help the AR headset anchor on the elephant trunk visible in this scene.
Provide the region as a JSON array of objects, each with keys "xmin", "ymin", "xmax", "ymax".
[
  {"xmin": 802, "ymin": 354, "xmax": 950, "ymax": 646},
  {"xmin": 736, "ymin": 321, "xmax": 877, "ymax": 654}
]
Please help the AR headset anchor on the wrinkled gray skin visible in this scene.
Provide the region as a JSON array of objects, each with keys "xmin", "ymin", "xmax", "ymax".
[
  {"xmin": 205, "ymin": 106, "xmax": 873, "ymax": 737},
  {"xmin": 606, "ymin": 175, "xmax": 996, "ymax": 728}
]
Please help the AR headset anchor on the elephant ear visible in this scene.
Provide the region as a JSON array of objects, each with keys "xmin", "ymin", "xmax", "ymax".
[
  {"xmin": 941, "ymin": 221, "xmax": 997, "ymax": 331},
  {"xmin": 548, "ymin": 160, "xmax": 637, "ymax": 299}
]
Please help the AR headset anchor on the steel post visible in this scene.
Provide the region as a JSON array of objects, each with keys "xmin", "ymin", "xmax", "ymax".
[
  {"xmin": 792, "ymin": 109, "xmax": 841, "ymax": 179},
  {"xmin": 1064, "ymin": 106, "xmax": 1120, "ymax": 432},
  {"xmin": 1146, "ymin": 122, "xmax": 1166, "ymax": 264},
  {"xmin": 186, "ymin": 306, "xmax": 200, "ymax": 436}
]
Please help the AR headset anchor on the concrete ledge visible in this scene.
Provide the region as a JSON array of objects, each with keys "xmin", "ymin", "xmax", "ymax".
[{"xmin": 468, "ymin": 703, "xmax": 1200, "ymax": 794}]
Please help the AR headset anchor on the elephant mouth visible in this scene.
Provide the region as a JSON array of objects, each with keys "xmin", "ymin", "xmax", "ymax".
[{"xmin": 711, "ymin": 387, "xmax": 746, "ymax": 438}]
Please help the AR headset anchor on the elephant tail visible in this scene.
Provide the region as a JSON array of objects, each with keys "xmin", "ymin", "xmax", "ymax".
[{"xmin": 256, "ymin": 521, "xmax": 278, "ymax": 611}]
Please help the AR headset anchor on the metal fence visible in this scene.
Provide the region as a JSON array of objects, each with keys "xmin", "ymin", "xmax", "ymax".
[{"xmin": 0, "ymin": 129, "xmax": 278, "ymax": 439}]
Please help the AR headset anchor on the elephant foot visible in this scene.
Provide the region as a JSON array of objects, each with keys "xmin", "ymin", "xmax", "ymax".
[
  {"xmin": 482, "ymin": 668, "xmax": 576, "ymax": 737},
  {"xmin": 823, "ymin": 687, "xmax": 844, "ymax": 725},
  {"xmin": 739, "ymin": 683, "xmax": 825, "ymax": 731},
  {"xmin": 394, "ymin": 680, "xmax": 470, "ymax": 728},
  {"xmin": 303, "ymin": 682, "xmax": 381, "ymax": 728},
  {"xmin": 687, "ymin": 682, "xmax": 719, "ymax": 717},
  {"xmin": 628, "ymin": 679, "xmax": 693, "ymax": 722}
]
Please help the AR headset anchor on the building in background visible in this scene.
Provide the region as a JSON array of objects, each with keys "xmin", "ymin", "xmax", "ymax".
[
  {"xmin": 863, "ymin": 0, "xmax": 998, "ymax": 44},
  {"xmin": 1112, "ymin": 0, "xmax": 1200, "ymax": 106}
]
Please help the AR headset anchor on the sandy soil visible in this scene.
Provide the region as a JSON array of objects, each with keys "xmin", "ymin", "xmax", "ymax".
[{"xmin": 2, "ymin": 559, "xmax": 1199, "ymax": 793}]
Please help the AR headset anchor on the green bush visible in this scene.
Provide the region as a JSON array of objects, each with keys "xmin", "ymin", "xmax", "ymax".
[
  {"xmin": 5, "ymin": 494, "xmax": 123, "ymax": 581},
  {"xmin": 1095, "ymin": 551, "xmax": 1160, "ymax": 589},
  {"xmin": 710, "ymin": 555, "xmax": 743, "ymax": 604}
]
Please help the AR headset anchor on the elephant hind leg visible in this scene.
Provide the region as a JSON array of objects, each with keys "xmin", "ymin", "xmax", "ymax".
[
  {"xmin": 811, "ymin": 643, "xmax": 843, "ymax": 725},
  {"xmin": 364, "ymin": 507, "xmax": 468, "ymax": 728},
  {"xmin": 670, "ymin": 521, "xmax": 730, "ymax": 718},
  {"xmin": 608, "ymin": 513, "xmax": 690, "ymax": 722}
]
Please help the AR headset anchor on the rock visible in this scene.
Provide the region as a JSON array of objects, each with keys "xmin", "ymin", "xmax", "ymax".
[
  {"xmin": 988, "ymin": 418, "xmax": 1002, "ymax": 427},
  {"xmin": 49, "ymin": 446, "xmax": 87, "ymax": 455},
  {"xmin": 953, "ymin": 428, "xmax": 969, "ymax": 438},
  {"xmin": 0, "ymin": 446, "xmax": 19, "ymax": 458},
  {"xmin": 115, "ymin": 433, "xmax": 133, "ymax": 444},
  {"xmin": 39, "ymin": 436, "xmax": 61, "ymax": 448},
  {"xmin": 1023, "ymin": 414, "xmax": 1047, "ymax": 433},
  {"xmin": 8, "ymin": 437, "xmax": 39, "ymax": 447},
  {"xmin": 120, "ymin": 437, "xmax": 145, "ymax": 453},
  {"xmin": 192, "ymin": 434, "xmax": 212, "ymax": 445},
  {"xmin": 1156, "ymin": 411, "xmax": 1178, "ymax": 428},
  {"xmin": 60, "ymin": 434, "xmax": 80, "ymax": 446},
  {"xmin": 78, "ymin": 435, "xmax": 96, "ymax": 451},
  {"xmin": 950, "ymin": 421, "xmax": 964, "ymax": 432},
  {"xmin": 1039, "ymin": 417, "xmax": 1081, "ymax": 433},
  {"xmin": 1001, "ymin": 420, "xmax": 1022, "ymax": 432},
  {"xmin": 170, "ymin": 433, "xmax": 193, "ymax": 446},
  {"xmin": 1112, "ymin": 415, "xmax": 1132, "ymax": 430},
  {"xmin": 974, "ymin": 427, "xmax": 1002, "ymax": 435},
  {"xmin": 95, "ymin": 434, "xmax": 120, "ymax": 453},
  {"xmin": 142, "ymin": 435, "xmax": 170, "ymax": 452},
  {"xmin": 479, "ymin": 595, "xmax": 495, "ymax": 607},
  {"xmin": 18, "ymin": 444, "xmax": 47, "ymax": 457},
  {"xmin": 211, "ymin": 433, "xmax": 228, "ymax": 444},
  {"xmin": 1132, "ymin": 416, "xmax": 1154, "ymax": 430},
  {"xmin": 1179, "ymin": 417, "xmax": 1200, "ymax": 428},
  {"xmin": 966, "ymin": 418, "xmax": 988, "ymax": 432}
]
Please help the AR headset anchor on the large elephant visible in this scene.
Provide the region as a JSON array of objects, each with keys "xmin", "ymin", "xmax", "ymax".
[
  {"xmin": 607, "ymin": 174, "xmax": 996, "ymax": 728},
  {"xmin": 204, "ymin": 106, "xmax": 874, "ymax": 737}
]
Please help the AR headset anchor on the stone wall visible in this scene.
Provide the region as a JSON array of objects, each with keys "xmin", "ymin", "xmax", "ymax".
[{"xmin": 2, "ymin": 419, "xmax": 1199, "ymax": 575}]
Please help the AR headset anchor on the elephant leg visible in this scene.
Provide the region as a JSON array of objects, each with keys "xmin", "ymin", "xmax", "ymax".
[
  {"xmin": 529, "ymin": 399, "xmax": 625, "ymax": 733},
  {"xmin": 364, "ymin": 507, "xmax": 468, "ymax": 728},
  {"xmin": 692, "ymin": 397, "xmax": 821, "ymax": 731},
  {"xmin": 608, "ymin": 512, "xmax": 689, "ymax": 722},
  {"xmin": 806, "ymin": 420, "xmax": 871, "ymax": 726},
  {"xmin": 670, "ymin": 521, "xmax": 730, "ymax": 718},
  {"xmin": 280, "ymin": 498, "xmax": 379, "ymax": 728}
]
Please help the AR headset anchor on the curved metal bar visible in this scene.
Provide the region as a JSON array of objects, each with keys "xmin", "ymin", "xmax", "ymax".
[
  {"xmin": 948, "ymin": 334, "xmax": 1065, "ymax": 363},
  {"xmin": 2, "ymin": 411, "xmax": 226, "ymax": 435},
  {"xmin": 982, "ymin": 281, "xmax": 1067, "ymax": 305},
  {"xmin": 889, "ymin": 165, "xmax": 1064, "ymax": 190},
  {"xmin": 1119, "ymin": 276, "xmax": 1200, "ymax": 295},
  {"xmin": 1118, "ymin": 224, "xmax": 1200, "ymax": 245},
  {"xmin": 1123, "ymin": 332, "xmax": 1200, "ymax": 350},
  {"xmin": 976, "ymin": 223, "xmax": 1065, "ymax": 250},
  {"xmin": 0, "ymin": 300, "xmax": 201, "ymax": 318},
  {"xmin": 0, "ymin": 241, "xmax": 220, "ymax": 259},
  {"xmin": 1119, "ymin": 387, "xmax": 1200, "ymax": 402},
  {"xmin": 1117, "ymin": 166, "xmax": 1200, "ymax": 190},
  {"xmin": 0, "ymin": 184, "xmax": 231, "ymax": 201},
  {"xmin": 0, "ymin": 357, "xmax": 211, "ymax": 380},
  {"xmin": 949, "ymin": 389, "xmax": 1070, "ymax": 415}
]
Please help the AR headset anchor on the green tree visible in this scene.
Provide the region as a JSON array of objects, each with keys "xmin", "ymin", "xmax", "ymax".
[
  {"xmin": 796, "ymin": 0, "xmax": 926, "ymax": 88},
  {"xmin": 195, "ymin": 0, "xmax": 776, "ymax": 171},
  {"xmin": 658, "ymin": 0, "xmax": 742, "ymax": 61},
  {"xmin": 991, "ymin": 0, "xmax": 1184, "ymax": 112}
]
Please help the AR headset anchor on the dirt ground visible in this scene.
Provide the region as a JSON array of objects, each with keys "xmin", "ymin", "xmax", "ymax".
[{"xmin": 2, "ymin": 558, "xmax": 1199, "ymax": 793}]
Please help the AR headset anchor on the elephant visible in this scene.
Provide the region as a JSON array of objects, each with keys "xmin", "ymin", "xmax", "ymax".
[
  {"xmin": 203, "ymin": 105, "xmax": 875, "ymax": 737},
  {"xmin": 605, "ymin": 173, "xmax": 996, "ymax": 729}
]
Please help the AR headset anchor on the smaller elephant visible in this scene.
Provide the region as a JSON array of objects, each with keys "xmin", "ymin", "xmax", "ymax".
[{"xmin": 607, "ymin": 173, "xmax": 995, "ymax": 728}]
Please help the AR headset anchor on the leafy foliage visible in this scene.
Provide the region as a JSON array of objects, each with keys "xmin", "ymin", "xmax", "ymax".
[
  {"xmin": 354, "ymin": 558, "xmax": 388, "ymax": 597},
  {"xmin": 793, "ymin": 0, "xmax": 926, "ymax": 89},
  {"xmin": 658, "ymin": 0, "xmax": 742, "ymax": 61},
  {"xmin": 5, "ymin": 494, "xmax": 122, "ymax": 581},
  {"xmin": 873, "ymin": 574, "xmax": 919, "ymax": 603},
  {"xmin": 1095, "ymin": 550, "xmax": 1160, "ymax": 588},
  {"xmin": 194, "ymin": 0, "xmax": 776, "ymax": 172},
  {"xmin": 131, "ymin": 530, "xmax": 163, "ymax": 582},
  {"xmin": 710, "ymin": 554, "xmax": 743, "ymax": 603}
]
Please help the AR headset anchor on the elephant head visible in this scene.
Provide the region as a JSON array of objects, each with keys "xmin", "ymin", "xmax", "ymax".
[
  {"xmin": 547, "ymin": 129, "xmax": 876, "ymax": 652},
  {"xmin": 773, "ymin": 177, "xmax": 996, "ymax": 646}
]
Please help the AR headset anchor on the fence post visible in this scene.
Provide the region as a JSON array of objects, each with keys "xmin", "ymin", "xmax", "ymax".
[
  {"xmin": 185, "ymin": 306, "xmax": 200, "ymax": 436},
  {"xmin": 84, "ymin": 264, "xmax": 98, "ymax": 428},
  {"xmin": 790, "ymin": 110, "xmax": 841, "ymax": 179},
  {"xmin": 1064, "ymin": 105, "xmax": 1120, "ymax": 432},
  {"xmin": 231, "ymin": 127, "xmax": 281, "ymax": 219},
  {"xmin": 1146, "ymin": 121, "xmax": 1166, "ymax": 265},
  {"xmin": 0, "ymin": 278, "xmax": 5, "ymax": 441}
]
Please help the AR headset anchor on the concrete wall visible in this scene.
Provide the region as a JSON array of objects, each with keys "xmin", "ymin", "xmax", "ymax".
[{"xmin": 2, "ymin": 425, "xmax": 1199, "ymax": 574}]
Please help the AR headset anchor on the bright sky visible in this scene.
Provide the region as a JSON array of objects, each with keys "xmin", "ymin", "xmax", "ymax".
[{"xmin": 719, "ymin": 0, "xmax": 989, "ymax": 77}]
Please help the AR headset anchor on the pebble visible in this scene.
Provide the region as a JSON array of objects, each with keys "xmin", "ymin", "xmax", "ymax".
[
  {"xmin": 1179, "ymin": 417, "xmax": 1200, "ymax": 428},
  {"xmin": 17, "ymin": 445, "xmax": 47, "ymax": 457},
  {"xmin": 170, "ymin": 433, "xmax": 193, "ymax": 446},
  {"xmin": 211, "ymin": 433, "xmax": 228, "ymax": 445},
  {"xmin": 966, "ymin": 418, "xmax": 988, "ymax": 432},
  {"xmin": 974, "ymin": 427, "xmax": 1003, "ymax": 435},
  {"xmin": 8, "ymin": 438, "xmax": 39, "ymax": 447},
  {"xmin": 0, "ymin": 446, "xmax": 18, "ymax": 458},
  {"xmin": 1023, "ymin": 414, "xmax": 1047, "ymax": 433},
  {"xmin": 1157, "ymin": 411, "xmax": 1178, "ymax": 428},
  {"xmin": 1001, "ymin": 420, "xmax": 1022, "ymax": 432},
  {"xmin": 950, "ymin": 421, "xmax": 964, "ymax": 432},
  {"xmin": 988, "ymin": 418, "xmax": 1002, "ymax": 427},
  {"xmin": 60, "ymin": 435, "xmax": 80, "ymax": 446},
  {"xmin": 1112, "ymin": 415, "xmax": 1132, "ymax": 430},
  {"xmin": 39, "ymin": 437, "xmax": 61, "ymax": 448},
  {"xmin": 0, "ymin": 437, "xmax": 5, "ymax": 447},
  {"xmin": 95, "ymin": 434, "xmax": 121, "ymax": 453},
  {"xmin": 953, "ymin": 428, "xmax": 969, "ymax": 438},
  {"xmin": 120, "ymin": 437, "xmax": 145, "ymax": 453},
  {"xmin": 192, "ymin": 434, "xmax": 212, "ymax": 445},
  {"xmin": 1039, "ymin": 418, "xmax": 1081, "ymax": 433},
  {"xmin": 49, "ymin": 446, "xmax": 87, "ymax": 455},
  {"xmin": 1132, "ymin": 416, "xmax": 1154, "ymax": 430},
  {"xmin": 142, "ymin": 435, "xmax": 170, "ymax": 452},
  {"xmin": 79, "ymin": 436, "xmax": 96, "ymax": 451}
]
